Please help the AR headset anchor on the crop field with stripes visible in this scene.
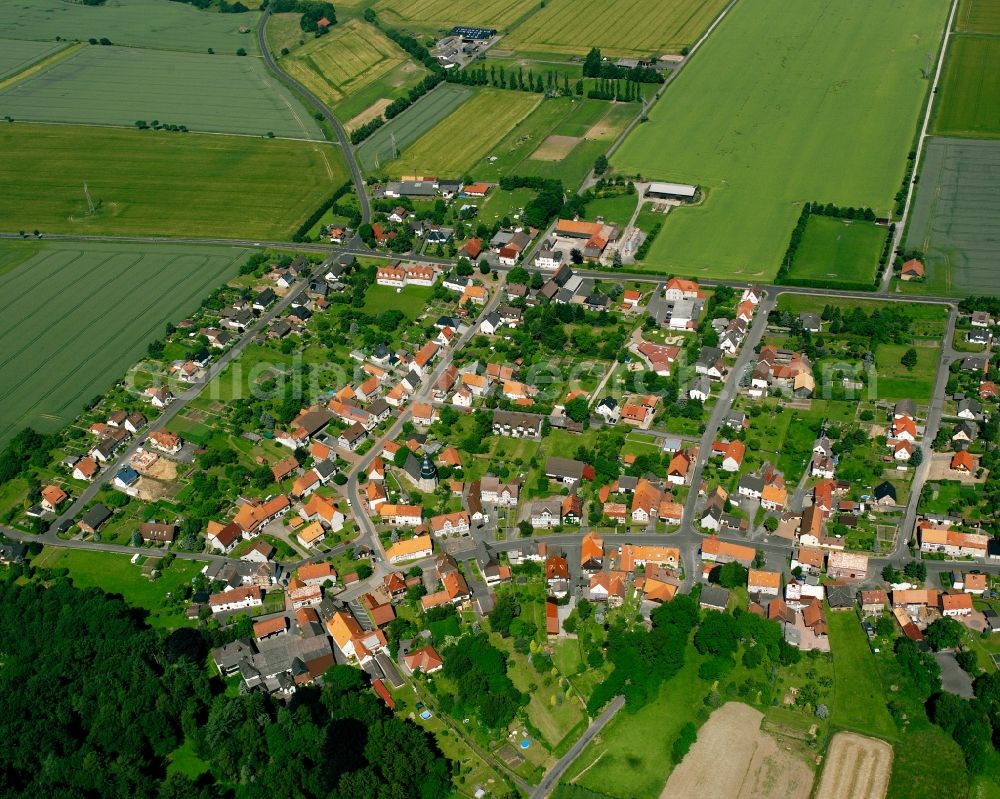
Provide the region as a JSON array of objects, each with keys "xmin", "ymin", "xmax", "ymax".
[
  {"xmin": 957, "ymin": 0, "xmax": 1000, "ymax": 34},
  {"xmin": 0, "ymin": 241, "xmax": 249, "ymax": 443},
  {"xmin": 281, "ymin": 19, "xmax": 412, "ymax": 110},
  {"xmin": 503, "ymin": 0, "xmax": 730, "ymax": 56},
  {"xmin": 372, "ymin": 0, "xmax": 539, "ymax": 31},
  {"xmin": 0, "ymin": 45, "xmax": 322, "ymax": 139},
  {"xmin": 0, "ymin": 38, "xmax": 63, "ymax": 79},
  {"xmin": 905, "ymin": 137, "xmax": 1000, "ymax": 295}
]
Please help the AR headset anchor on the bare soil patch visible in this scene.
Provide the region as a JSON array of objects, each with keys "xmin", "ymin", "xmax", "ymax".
[
  {"xmin": 585, "ymin": 119, "xmax": 617, "ymax": 140},
  {"xmin": 814, "ymin": 732, "xmax": 892, "ymax": 799},
  {"xmin": 927, "ymin": 452, "xmax": 986, "ymax": 484},
  {"xmin": 660, "ymin": 703, "xmax": 814, "ymax": 799},
  {"xmin": 531, "ymin": 134, "xmax": 580, "ymax": 160},
  {"xmin": 346, "ymin": 97, "xmax": 392, "ymax": 132}
]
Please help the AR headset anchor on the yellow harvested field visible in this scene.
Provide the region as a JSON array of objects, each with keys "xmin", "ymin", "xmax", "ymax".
[
  {"xmin": 372, "ymin": 0, "xmax": 539, "ymax": 30},
  {"xmin": 390, "ymin": 89, "xmax": 540, "ymax": 176},
  {"xmin": 814, "ymin": 732, "xmax": 893, "ymax": 799},
  {"xmin": 346, "ymin": 97, "xmax": 392, "ymax": 132},
  {"xmin": 281, "ymin": 19, "xmax": 408, "ymax": 107},
  {"xmin": 660, "ymin": 703, "xmax": 814, "ymax": 799},
  {"xmin": 504, "ymin": 0, "xmax": 730, "ymax": 56},
  {"xmin": 531, "ymin": 135, "xmax": 580, "ymax": 160}
]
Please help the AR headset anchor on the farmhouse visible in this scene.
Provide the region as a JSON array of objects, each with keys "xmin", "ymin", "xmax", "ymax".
[{"xmin": 553, "ymin": 219, "xmax": 619, "ymax": 259}]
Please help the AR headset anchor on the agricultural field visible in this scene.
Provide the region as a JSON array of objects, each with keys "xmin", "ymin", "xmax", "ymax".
[
  {"xmin": 612, "ymin": 0, "xmax": 948, "ymax": 280},
  {"xmin": 957, "ymin": 0, "xmax": 1000, "ymax": 34},
  {"xmin": 0, "ymin": 0, "xmax": 259, "ymax": 54},
  {"xmin": 357, "ymin": 83, "xmax": 473, "ymax": 171},
  {"xmin": 662, "ymin": 703, "xmax": 814, "ymax": 799},
  {"xmin": 504, "ymin": 0, "xmax": 730, "ymax": 57},
  {"xmin": 826, "ymin": 612, "xmax": 897, "ymax": 740},
  {"xmin": 387, "ymin": 89, "xmax": 540, "ymax": 176},
  {"xmin": 371, "ymin": 0, "xmax": 539, "ymax": 32},
  {"xmin": 0, "ymin": 239, "xmax": 249, "ymax": 443},
  {"xmin": 933, "ymin": 35, "xmax": 1000, "ymax": 138},
  {"xmin": 904, "ymin": 137, "xmax": 1000, "ymax": 295},
  {"xmin": 815, "ymin": 733, "xmax": 893, "ymax": 799},
  {"xmin": 0, "ymin": 38, "xmax": 63, "ymax": 79},
  {"xmin": 0, "ymin": 46, "xmax": 322, "ymax": 139},
  {"xmin": 279, "ymin": 19, "xmax": 425, "ymax": 120},
  {"xmin": 786, "ymin": 216, "xmax": 886, "ymax": 286},
  {"xmin": 31, "ymin": 547, "xmax": 207, "ymax": 629},
  {"xmin": 0, "ymin": 123, "xmax": 346, "ymax": 238}
]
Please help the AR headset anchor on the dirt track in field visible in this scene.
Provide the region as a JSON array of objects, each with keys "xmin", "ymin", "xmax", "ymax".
[
  {"xmin": 814, "ymin": 732, "xmax": 892, "ymax": 799},
  {"xmin": 659, "ymin": 703, "xmax": 814, "ymax": 799}
]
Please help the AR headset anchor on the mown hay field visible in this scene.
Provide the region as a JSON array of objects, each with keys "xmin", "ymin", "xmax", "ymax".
[
  {"xmin": 504, "ymin": 0, "xmax": 730, "ymax": 56},
  {"xmin": 0, "ymin": 123, "xmax": 346, "ymax": 238},
  {"xmin": 612, "ymin": 0, "xmax": 948, "ymax": 280},
  {"xmin": 0, "ymin": 240, "xmax": 249, "ymax": 442},
  {"xmin": 371, "ymin": 0, "xmax": 539, "ymax": 31},
  {"xmin": 932, "ymin": 34, "xmax": 1000, "ymax": 138},
  {"xmin": 387, "ymin": 88, "xmax": 540, "ymax": 176},
  {"xmin": 0, "ymin": 45, "xmax": 322, "ymax": 139},
  {"xmin": 280, "ymin": 19, "xmax": 416, "ymax": 111},
  {"xmin": 0, "ymin": 0, "xmax": 259, "ymax": 54}
]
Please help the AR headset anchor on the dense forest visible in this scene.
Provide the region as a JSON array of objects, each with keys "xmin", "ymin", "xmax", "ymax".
[{"xmin": 0, "ymin": 576, "xmax": 451, "ymax": 798}]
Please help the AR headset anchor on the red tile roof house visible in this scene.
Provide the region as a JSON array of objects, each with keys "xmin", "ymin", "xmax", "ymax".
[{"xmin": 403, "ymin": 644, "xmax": 444, "ymax": 675}]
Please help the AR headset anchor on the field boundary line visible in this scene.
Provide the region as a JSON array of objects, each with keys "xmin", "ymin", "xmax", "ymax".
[
  {"xmin": 882, "ymin": 0, "xmax": 961, "ymax": 290},
  {"xmin": 0, "ymin": 41, "xmax": 84, "ymax": 92}
]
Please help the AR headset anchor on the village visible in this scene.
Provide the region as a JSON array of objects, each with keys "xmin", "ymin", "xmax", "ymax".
[{"xmin": 4, "ymin": 229, "xmax": 998, "ymax": 794}]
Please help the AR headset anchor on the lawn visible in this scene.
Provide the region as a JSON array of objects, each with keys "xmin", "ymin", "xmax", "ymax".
[
  {"xmin": 957, "ymin": 0, "xmax": 1000, "ymax": 34},
  {"xmin": 874, "ymin": 342, "xmax": 940, "ymax": 402},
  {"xmin": 361, "ymin": 283, "xmax": 434, "ymax": 317},
  {"xmin": 0, "ymin": 37, "xmax": 63, "ymax": 79},
  {"xmin": 279, "ymin": 19, "xmax": 421, "ymax": 115},
  {"xmin": 774, "ymin": 294, "xmax": 949, "ymax": 337},
  {"xmin": 785, "ymin": 215, "xmax": 885, "ymax": 287},
  {"xmin": 386, "ymin": 89, "xmax": 541, "ymax": 177},
  {"xmin": 357, "ymin": 83, "xmax": 473, "ymax": 172},
  {"xmin": 933, "ymin": 35, "xmax": 1000, "ymax": 138},
  {"xmin": 32, "ymin": 547, "xmax": 206, "ymax": 628},
  {"xmin": 371, "ymin": 0, "xmax": 540, "ymax": 31},
  {"xmin": 0, "ymin": 240, "xmax": 249, "ymax": 444},
  {"xmin": 503, "ymin": 0, "xmax": 730, "ymax": 57},
  {"xmin": 0, "ymin": 123, "xmax": 346, "ymax": 238},
  {"xmin": 612, "ymin": 0, "xmax": 948, "ymax": 280},
  {"xmin": 0, "ymin": 0, "xmax": 260, "ymax": 53},
  {"xmin": 561, "ymin": 644, "xmax": 708, "ymax": 799},
  {"xmin": 584, "ymin": 193, "xmax": 639, "ymax": 229},
  {"xmin": 0, "ymin": 45, "xmax": 322, "ymax": 139},
  {"xmin": 904, "ymin": 137, "xmax": 1000, "ymax": 296},
  {"xmin": 826, "ymin": 610, "xmax": 897, "ymax": 741}
]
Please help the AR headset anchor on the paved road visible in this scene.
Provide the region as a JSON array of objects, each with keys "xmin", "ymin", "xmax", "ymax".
[
  {"xmin": 38, "ymin": 258, "xmax": 329, "ymax": 539},
  {"xmin": 256, "ymin": 9, "xmax": 371, "ymax": 228},
  {"xmin": 894, "ymin": 305, "xmax": 959, "ymax": 558},
  {"xmin": 880, "ymin": 0, "xmax": 961, "ymax": 292},
  {"xmin": 531, "ymin": 694, "xmax": 626, "ymax": 799}
]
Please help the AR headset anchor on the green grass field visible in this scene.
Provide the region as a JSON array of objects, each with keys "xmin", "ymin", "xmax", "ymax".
[
  {"xmin": 874, "ymin": 342, "xmax": 940, "ymax": 402},
  {"xmin": 32, "ymin": 547, "xmax": 207, "ymax": 628},
  {"xmin": 561, "ymin": 644, "xmax": 708, "ymax": 799},
  {"xmin": 905, "ymin": 137, "xmax": 1000, "ymax": 295},
  {"xmin": 612, "ymin": 0, "xmax": 948, "ymax": 280},
  {"xmin": 504, "ymin": 0, "xmax": 729, "ymax": 57},
  {"xmin": 357, "ymin": 83, "xmax": 473, "ymax": 171},
  {"xmin": 957, "ymin": 0, "xmax": 1000, "ymax": 34},
  {"xmin": 933, "ymin": 35, "xmax": 1000, "ymax": 137},
  {"xmin": 827, "ymin": 611, "xmax": 897, "ymax": 740},
  {"xmin": 0, "ymin": 0, "xmax": 259, "ymax": 54},
  {"xmin": 387, "ymin": 88, "xmax": 540, "ymax": 176},
  {"xmin": 371, "ymin": 0, "xmax": 539, "ymax": 31},
  {"xmin": 280, "ymin": 19, "xmax": 423, "ymax": 116},
  {"xmin": 0, "ymin": 123, "xmax": 346, "ymax": 238},
  {"xmin": 362, "ymin": 283, "xmax": 434, "ymax": 317},
  {"xmin": 786, "ymin": 216, "xmax": 885, "ymax": 286},
  {"xmin": 0, "ymin": 38, "xmax": 63, "ymax": 79},
  {"xmin": 0, "ymin": 240, "xmax": 249, "ymax": 443},
  {"xmin": 0, "ymin": 45, "xmax": 322, "ymax": 139}
]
